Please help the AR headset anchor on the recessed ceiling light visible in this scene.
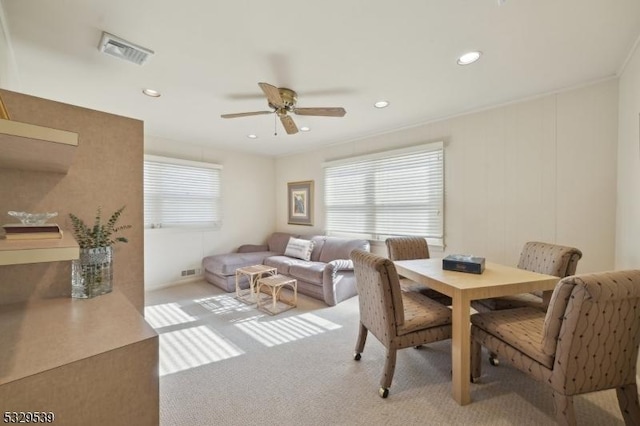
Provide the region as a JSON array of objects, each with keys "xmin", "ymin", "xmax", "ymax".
[
  {"xmin": 457, "ymin": 51, "xmax": 482, "ymax": 65},
  {"xmin": 374, "ymin": 100, "xmax": 389, "ymax": 109},
  {"xmin": 247, "ymin": 134, "xmax": 258, "ymax": 139},
  {"xmin": 300, "ymin": 126, "xmax": 310, "ymax": 132},
  {"xmin": 142, "ymin": 88, "xmax": 161, "ymax": 97}
]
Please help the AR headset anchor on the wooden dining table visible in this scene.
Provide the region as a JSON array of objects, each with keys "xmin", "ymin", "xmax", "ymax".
[{"xmin": 394, "ymin": 258, "xmax": 559, "ymax": 406}]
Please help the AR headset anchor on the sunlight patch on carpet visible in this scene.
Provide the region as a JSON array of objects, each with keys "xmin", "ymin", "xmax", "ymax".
[
  {"xmin": 195, "ymin": 294, "xmax": 254, "ymax": 315},
  {"xmin": 144, "ymin": 302, "xmax": 196, "ymax": 328},
  {"xmin": 234, "ymin": 313, "xmax": 342, "ymax": 347},
  {"xmin": 298, "ymin": 312, "xmax": 342, "ymax": 330},
  {"xmin": 159, "ymin": 325, "xmax": 244, "ymax": 376}
]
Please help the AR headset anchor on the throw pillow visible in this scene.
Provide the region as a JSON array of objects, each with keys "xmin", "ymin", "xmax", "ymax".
[{"xmin": 284, "ymin": 237, "xmax": 315, "ymax": 261}]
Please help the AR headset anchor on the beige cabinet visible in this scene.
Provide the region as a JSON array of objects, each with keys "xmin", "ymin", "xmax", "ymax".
[{"xmin": 0, "ymin": 291, "xmax": 159, "ymax": 425}]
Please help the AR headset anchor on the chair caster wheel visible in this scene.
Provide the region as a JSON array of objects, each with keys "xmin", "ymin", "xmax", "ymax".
[
  {"xmin": 489, "ymin": 357, "xmax": 499, "ymax": 366},
  {"xmin": 354, "ymin": 353, "xmax": 361, "ymax": 361},
  {"xmin": 379, "ymin": 387, "xmax": 389, "ymax": 398}
]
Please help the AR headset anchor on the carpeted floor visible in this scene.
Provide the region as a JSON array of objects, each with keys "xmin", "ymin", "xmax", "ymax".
[{"xmin": 145, "ymin": 280, "xmax": 626, "ymax": 426}]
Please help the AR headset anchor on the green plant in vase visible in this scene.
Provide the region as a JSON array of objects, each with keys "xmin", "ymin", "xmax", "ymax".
[{"xmin": 69, "ymin": 206, "xmax": 131, "ymax": 298}]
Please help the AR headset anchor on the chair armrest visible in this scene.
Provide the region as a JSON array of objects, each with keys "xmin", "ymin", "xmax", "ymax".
[{"xmin": 237, "ymin": 244, "xmax": 269, "ymax": 253}]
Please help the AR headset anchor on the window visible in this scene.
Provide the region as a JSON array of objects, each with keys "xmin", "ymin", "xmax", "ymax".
[
  {"xmin": 144, "ymin": 155, "xmax": 222, "ymax": 229},
  {"xmin": 323, "ymin": 142, "xmax": 444, "ymax": 246}
]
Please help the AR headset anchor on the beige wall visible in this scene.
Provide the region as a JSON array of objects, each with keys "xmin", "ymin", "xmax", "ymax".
[
  {"xmin": 0, "ymin": 90, "xmax": 144, "ymax": 311},
  {"xmin": 616, "ymin": 42, "xmax": 640, "ymax": 270},
  {"xmin": 615, "ymin": 38, "xmax": 640, "ymax": 390},
  {"xmin": 144, "ymin": 136, "xmax": 276, "ymax": 290},
  {"xmin": 275, "ymin": 79, "xmax": 619, "ymax": 273}
]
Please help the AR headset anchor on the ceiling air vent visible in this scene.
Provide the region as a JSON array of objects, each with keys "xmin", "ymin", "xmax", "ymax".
[{"xmin": 98, "ymin": 32, "xmax": 154, "ymax": 65}]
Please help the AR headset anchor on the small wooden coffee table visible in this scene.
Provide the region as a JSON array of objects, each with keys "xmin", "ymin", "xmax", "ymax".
[
  {"xmin": 235, "ymin": 265, "xmax": 277, "ymax": 304},
  {"xmin": 256, "ymin": 274, "xmax": 297, "ymax": 315}
]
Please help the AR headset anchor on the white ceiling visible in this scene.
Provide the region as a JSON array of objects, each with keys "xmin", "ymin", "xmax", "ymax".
[{"xmin": 2, "ymin": 1, "xmax": 639, "ymax": 157}]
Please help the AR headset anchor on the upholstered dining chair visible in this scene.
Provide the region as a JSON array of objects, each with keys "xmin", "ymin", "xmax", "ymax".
[
  {"xmin": 350, "ymin": 249, "xmax": 453, "ymax": 398},
  {"xmin": 470, "ymin": 270, "xmax": 640, "ymax": 426},
  {"xmin": 471, "ymin": 241, "xmax": 582, "ymax": 365},
  {"xmin": 385, "ymin": 236, "xmax": 452, "ymax": 305}
]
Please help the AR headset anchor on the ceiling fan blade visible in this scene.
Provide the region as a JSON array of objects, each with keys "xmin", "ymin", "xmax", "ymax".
[
  {"xmin": 294, "ymin": 107, "xmax": 346, "ymax": 117},
  {"xmin": 258, "ymin": 82, "xmax": 285, "ymax": 108},
  {"xmin": 221, "ymin": 111, "xmax": 273, "ymax": 119},
  {"xmin": 280, "ymin": 115, "xmax": 298, "ymax": 134}
]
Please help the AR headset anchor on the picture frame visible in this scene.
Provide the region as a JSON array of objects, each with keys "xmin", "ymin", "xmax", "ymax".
[{"xmin": 287, "ymin": 180, "xmax": 314, "ymax": 226}]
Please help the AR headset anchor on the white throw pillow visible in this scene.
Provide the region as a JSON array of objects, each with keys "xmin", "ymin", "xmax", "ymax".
[{"xmin": 284, "ymin": 237, "xmax": 315, "ymax": 261}]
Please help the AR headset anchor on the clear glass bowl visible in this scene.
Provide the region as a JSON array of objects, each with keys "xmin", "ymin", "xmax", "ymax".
[{"xmin": 8, "ymin": 211, "xmax": 58, "ymax": 225}]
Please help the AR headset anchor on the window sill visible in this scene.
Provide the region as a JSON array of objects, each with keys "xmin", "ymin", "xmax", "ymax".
[
  {"xmin": 144, "ymin": 225, "xmax": 221, "ymax": 234},
  {"xmin": 328, "ymin": 232, "xmax": 445, "ymax": 251}
]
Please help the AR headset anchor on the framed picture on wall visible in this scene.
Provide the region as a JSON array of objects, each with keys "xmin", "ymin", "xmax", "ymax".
[{"xmin": 288, "ymin": 180, "xmax": 314, "ymax": 226}]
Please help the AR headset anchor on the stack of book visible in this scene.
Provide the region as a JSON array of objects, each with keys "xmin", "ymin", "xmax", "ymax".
[{"xmin": 2, "ymin": 223, "xmax": 63, "ymax": 240}]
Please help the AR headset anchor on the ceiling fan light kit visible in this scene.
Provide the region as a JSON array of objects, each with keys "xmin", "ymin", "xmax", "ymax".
[{"xmin": 221, "ymin": 82, "xmax": 346, "ymax": 135}]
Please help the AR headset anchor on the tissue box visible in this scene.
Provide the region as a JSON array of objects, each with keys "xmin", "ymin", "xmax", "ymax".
[{"xmin": 442, "ymin": 254, "xmax": 486, "ymax": 274}]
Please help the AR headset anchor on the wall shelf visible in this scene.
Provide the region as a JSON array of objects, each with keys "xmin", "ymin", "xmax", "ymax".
[
  {"xmin": 0, "ymin": 233, "xmax": 79, "ymax": 266},
  {"xmin": 0, "ymin": 118, "xmax": 78, "ymax": 173}
]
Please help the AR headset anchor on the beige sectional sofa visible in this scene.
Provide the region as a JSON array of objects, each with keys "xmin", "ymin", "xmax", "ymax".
[{"xmin": 202, "ymin": 232, "xmax": 370, "ymax": 306}]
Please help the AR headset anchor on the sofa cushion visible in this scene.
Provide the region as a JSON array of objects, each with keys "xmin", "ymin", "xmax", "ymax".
[
  {"xmin": 318, "ymin": 237, "xmax": 370, "ymax": 263},
  {"xmin": 284, "ymin": 237, "xmax": 315, "ymax": 261},
  {"xmin": 309, "ymin": 236, "xmax": 326, "ymax": 261},
  {"xmin": 264, "ymin": 255, "xmax": 309, "ymax": 275},
  {"xmin": 203, "ymin": 251, "xmax": 275, "ymax": 276},
  {"xmin": 300, "ymin": 235, "xmax": 327, "ymax": 261},
  {"xmin": 267, "ymin": 232, "xmax": 298, "ymax": 253},
  {"xmin": 288, "ymin": 262, "xmax": 325, "ymax": 285}
]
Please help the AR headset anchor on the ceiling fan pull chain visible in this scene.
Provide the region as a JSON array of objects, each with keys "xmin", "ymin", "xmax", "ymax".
[{"xmin": 274, "ymin": 113, "xmax": 278, "ymax": 136}]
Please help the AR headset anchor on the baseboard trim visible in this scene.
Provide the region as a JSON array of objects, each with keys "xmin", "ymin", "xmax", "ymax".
[{"xmin": 145, "ymin": 274, "xmax": 205, "ymax": 292}]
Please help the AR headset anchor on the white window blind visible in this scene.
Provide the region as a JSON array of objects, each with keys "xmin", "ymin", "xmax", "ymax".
[
  {"xmin": 323, "ymin": 142, "xmax": 444, "ymax": 246},
  {"xmin": 144, "ymin": 155, "xmax": 222, "ymax": 229}
]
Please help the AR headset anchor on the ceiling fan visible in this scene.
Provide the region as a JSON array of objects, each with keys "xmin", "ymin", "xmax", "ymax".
[{"xmin": 221, "ymin": 82, "xmax": 346, "ymax": 135}]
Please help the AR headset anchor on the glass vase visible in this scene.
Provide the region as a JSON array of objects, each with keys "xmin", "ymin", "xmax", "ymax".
[{"xmin": 72, "ymin": 246, "xmax": 113, "ymax": 299}]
